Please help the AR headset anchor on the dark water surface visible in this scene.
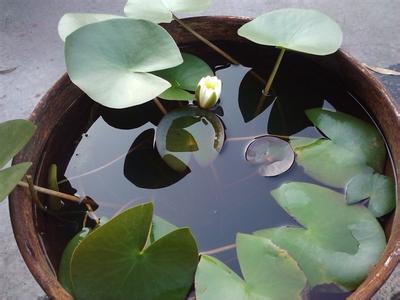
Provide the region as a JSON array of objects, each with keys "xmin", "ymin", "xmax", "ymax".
[{"xmin": 52, "ymin": 49, "xmax": 383, "ymax": 299}]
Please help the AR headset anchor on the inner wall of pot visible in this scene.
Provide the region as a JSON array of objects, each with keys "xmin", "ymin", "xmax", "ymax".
[{"xmin": 32, "ymin": 41, "xmax": 396, "ymax": 293}]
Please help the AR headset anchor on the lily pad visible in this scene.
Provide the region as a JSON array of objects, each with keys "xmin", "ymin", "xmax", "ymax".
[
  {"xmin": 238, "ymin": 8, "xmax": 342, "ymax": 55},
  {"xmin": 346, "ymin": 173, "xmax": 396, "ymax": 217},
  {"xmin": 255, "ymin": 182, "xmax": 386, "ymax": 291},
  {"xmin": 58, "ymin": 13, "xmax": 123, "ymax": 41},
  {"xmin": 245, "ymin": 136, "xmax": 294, "ymax": 177},
  {"xmin": 153, "ymin": 53, "xmax": 213, "ymax": 101},
  {"xmin": 306, "ymin": 108, "xmax": 386, "ymax": 171},
  {"xmin": 124, "ymin": 129, "xmax": 190, "ymax": 189},
  {"xmin": 124, "ymin": 0, "xmax": 212, "ymax": 23},
  {"xmin": 156, "ymin": 107, "xmax": 225, "ymax": 171},
  {"xmin": 69, "ymin": 203, "xmax": 198, "ymax": 299},
  {"xmin": 65, "ymin": 18, "xmax": 183, "ymax": 109},
  {"xmin": 0, "ymin": 119, "xmax": 35, "ymax": 202},
  {"xmin": 195, "ymin": 234, "xmax": 307, "ymax": 300}
]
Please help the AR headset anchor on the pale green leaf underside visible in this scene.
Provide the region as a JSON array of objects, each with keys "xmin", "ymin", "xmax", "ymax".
[
  {"xmin": 346, "ymin": 173, "xmax": 396, "ymax": 217},
  {"xmin": 255, "ymin": 182, "xmax": 386, "ymax": 291},
  {"xmin": 0, "ymin": 162, "xmax": 31, "ymax": 203},
  {"xmin": 195, "ymin": 234, "xmax": 306, "ymax": 300},
  {"xmin": 124, "ymin": 0, "xmax": 212, "ymax": 23},
  {"xmin": 58, "ymin": 13, "xmax": 123, "ymax": 41},
  {"xmin": 65, "ymin": 18, "xmax": 183, "ymax": 109},
  {"xmin": 238, "ymin": 8, "xmax": 343, "ymax": 55},
  {"xmin": 70, "ymin": 203, "xmax": 198, "ymax": 300},
  {"xmin": 0, "ymin": 119, "xmax": 35, "ymax": 169}
]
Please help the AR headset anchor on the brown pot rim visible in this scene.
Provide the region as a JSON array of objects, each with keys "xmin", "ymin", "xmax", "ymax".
[{"xmin": 9, "ymin": 16, "xmax": 400, "ymax": 300}]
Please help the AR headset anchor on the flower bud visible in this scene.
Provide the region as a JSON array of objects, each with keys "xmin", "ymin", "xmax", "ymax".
[{"xmin": 195, "ymin": 76, "xmax": 222, "ymax": 109}]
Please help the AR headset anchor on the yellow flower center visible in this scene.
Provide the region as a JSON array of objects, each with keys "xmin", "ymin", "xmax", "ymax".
[{"xmin": 205, "ymin": 80, "xmax": 216, "ymax": 89}]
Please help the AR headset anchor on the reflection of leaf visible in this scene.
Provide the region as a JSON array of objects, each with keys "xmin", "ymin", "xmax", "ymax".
[
  {"xmin": 166, "ymin": 116, "xmax": 200, "ymax": 152},
  {"xmin": 238, "ymin": 69, "xmax": 274, "ymax": 122},
  {"xmin": 238, "ymin": 9, "xmax": 342, "ymax": 55},
  {"xmin": 156, "ymin": 107, "xmax": 225, "ymax": 171},
  {"xmin": 65, "ymin": 19, "xmax": 182, "ymax": 109},
  {"xmin": 245, "ymin": 136, "xmax": 294, "ymax": 177},
  {"xmin": 195, "ymin": 234, "xmax": 306, "ymax": 300},
  {"xmin": 124, "ymin": 129, "xmax": 189, "ymax": 189},
  {"xmin": 58, "ymin": 13, "xmax": 123, "ymax": 41},
  {"xmin": 154, "ymin": 53, "xmax": 213, "ymax": 101},
  {"xmin": 124, "ymin": 0, "xmax": 212, "ymax": 23},
  {"xmin": 255, "ymin": 182, "xmax": 386, "ymax": 291},
  {"xmin": 306, "ymin": 108, "xmax": 386, "ymax": 171},
  {"xmin": 70, "ymin": 203, "xmax": 198, "ymax": 299},
  {"xmin": 0, "ymin": 119, "xmax": 35, "ymax": 202},
  {"xmin": 346, "ymin": 173, "xmax": 395, "ymax": 217}
]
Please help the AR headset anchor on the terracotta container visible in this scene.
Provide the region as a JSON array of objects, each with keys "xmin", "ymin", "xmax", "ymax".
[{"xmin": 9, "ymin": 16, "xmax": 400, "ymax": 300}]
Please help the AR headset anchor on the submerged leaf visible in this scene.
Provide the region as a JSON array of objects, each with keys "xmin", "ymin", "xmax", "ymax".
[
  {"xmin": 58, "ymin": 13, "xmax": 123, "ymax": 41},
  {"xmin": 245, "ymin": 136, "xmax": 294, "ymax": 177},
  {"xmin": 124, "ymin": 0, "xmax": 212, "ymax": 23},
  {"xmin": 70, "ymin": 203, "xmax": 198, "ymax": 299},
  {"xmin": 65, "ymin": 18, "xmax": 183, "ymax": 109},
  {"xmin": 346, "ymin": 173, "xmax": 395, "ymax": 217},
  {"xmin": 255, "ymin": 182, "xmax": 386, "ymax": 291},
  {"xmin": 195, "ymin": 234, "xmax": 306, "ymax": 300},
  {"xmin": 156, "ymin": 107, "xmax": 225, "ymax": 171},
  {"xmin": 238, "ymin": 9, "xmax": 342, "ymax": 55},
  {"xmin": 124, "ymin": 129, "xmax": 190, "ymax": 189},
  {"xmin": 154, "ymin": 53, "xmax": 213, "ymax": 101}
]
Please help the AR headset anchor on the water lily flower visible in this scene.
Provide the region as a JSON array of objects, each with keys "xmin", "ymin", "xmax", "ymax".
[{"xmin": 195, "ymin": 76, "xmax": 222, "ymax": 109}]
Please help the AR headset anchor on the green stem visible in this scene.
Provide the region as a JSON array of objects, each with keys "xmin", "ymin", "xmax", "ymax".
[{"xmin": 263, "ymin": 48, "xmax": 286, "ymax": 96}]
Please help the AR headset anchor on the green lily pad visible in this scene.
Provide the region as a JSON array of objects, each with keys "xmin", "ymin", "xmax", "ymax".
[
  {"xmin": 156, "ymin": 107, "xmax": 225, "ymax": 172},
  {"xmin": 124, "ymin": 129, "xmax": 190, "ymax": 189},
  {"xmin": 346, "ymin": 173, "xmax": 396, "ymax": 217},
  {"xmin": 65, "ymin": 18, "xmax": 183, "ymax": 109},
  {"xmin": 58, "ymin": 13, "xmax": 123, "ymax": 41},
  {"xmin": 154, "ymin": 53, "xmax": 213, "ymax": 101},
  {"xmin": 150, "ymin": 215, "xmax": 178, "ymax": 242},
  {"xmin": 238, "ymin": 8, "xmax": 342, "ymax": 55},
  {"xmin": 0, "ymin": 119, "xmax": 35, "ymax": 202},
  {"xmin": 124, "ymin": 0, "xmax": 212, "ymax": 23},
  {"xmin": 306, "ymin": 108, "xmax": 386, "ymax": 171},
  {"xmin": 195, "ymin": 233, "xmax": 306, "ymax": 300},
  {"xmin": 255, "ymin": 182, "xmax": 386, "ymax": 291},
  {"xmin": 69, "ymin": 203, "xmax": 198, "ymax": 299}
]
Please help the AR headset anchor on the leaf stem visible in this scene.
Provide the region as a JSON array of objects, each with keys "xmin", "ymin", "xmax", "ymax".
[
  {"xmin": 18, "ymin": 180, "xmax": 81, "ymax": 203},
  {"xmin": 200, "ymin": 243, "xmax": 236, "ymax": 256},
  {"xmin": 226, "ymin": 133, "xmax": 290, "ymax": 142},
  {"xmin": 154, "ymin": 98, "xmax": 167, "ymax": 115},
  {"xmin": 262, "ymin": 48, "xmax": 286, "ymax": 96}
]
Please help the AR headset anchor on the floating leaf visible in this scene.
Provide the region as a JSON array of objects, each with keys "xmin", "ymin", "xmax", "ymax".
[
  {"xmin": 255, "ymin": 182, "xmax": 386, "ymax": 290},
  {"xmin": 69, "ymin": 203, "xmax": 198, "ymax": 299},
  {"xmin": 156, "ymin": 107, "xmax": 225, "ymax": 171},
  {"xmin": 154, "ymin": 53, "xmax": 213, "ymax": 101},
  {"xmin": 195, "ymin": 234, "xmax": 306, "ymax": 300},
  {"xmin": 58, "ymin": 13, "xmax": 123, "ymax": 41},
  {"xmin": 306, "ymin": 108, "xmax": 386, "ymax": 171},
  {"xmin": 124, "ymin": 0, "xmax": 212, "ymax": 23},
  {"xmin": 150, "ymin": 215, "xmax": 178, "ymax": 243},
  {"xmin": 65, "ymin": 18, "xmax": 183, "ymax": 109},
  {"xmin": 238, "ymin": 9, "xmax": 342, "ymax": 55},
  {"xmin": 346, "ymin": 173, "xmax": 395, "ymax": 217},
  {"xmin": 124, "ymin": 129, "xmax": 190, "ymax": 189},
  {"xmin": 245, "ymin": 136, "xmax": 294, "ymax": 177},
  {"xmin": 58, "ymin": 228, "xmax": 90, "ymax": 295},
  {"xmin": 292, "ymin": 138, "xmax": 373, "ymax": 188}
]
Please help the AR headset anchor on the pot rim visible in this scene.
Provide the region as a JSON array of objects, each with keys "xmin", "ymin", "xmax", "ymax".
[{"xmin": 9, "ymin": 15, "xmax": 400, "ymax": 300}]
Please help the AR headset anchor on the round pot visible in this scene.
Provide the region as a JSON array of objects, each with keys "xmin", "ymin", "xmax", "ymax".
[{"xmin": 9, "ymin": 16, "xmax": 400, "ymax": 299}]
